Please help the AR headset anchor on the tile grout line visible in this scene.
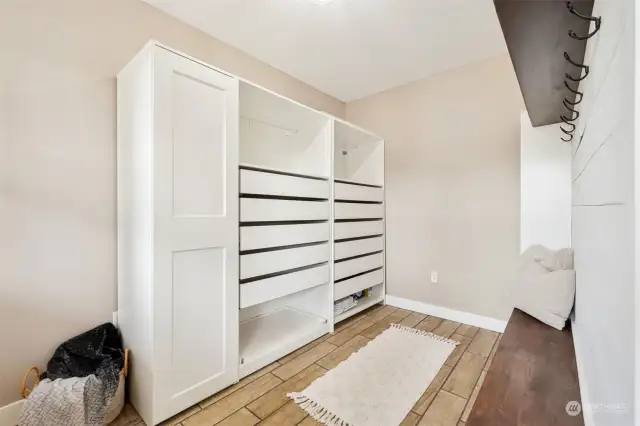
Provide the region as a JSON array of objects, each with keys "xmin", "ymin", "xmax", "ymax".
[
  {"xmin": 207, "ymin": 373, "xmax": 284, "ymax": 426},
  {"xmin": 409, "ymin": 329, "xmax": 499, "ymax": 422},
  {"xmin": 175, "ymin": 366, "xmax": 283, "ymax": 426},
  {"xmin": 243, "ymin": 405, "xmax": 262, "ymax": 422},
  {"xmin": 409, "ymin": 363, "xmax": 454, "ymax": 417},
  {"xmin": 200, "ymin": 362, "xmax": 282, "ymax": 409},
  {"xmin": 256, "ymin": 364, "xmax": 331, "ymax": 421}
]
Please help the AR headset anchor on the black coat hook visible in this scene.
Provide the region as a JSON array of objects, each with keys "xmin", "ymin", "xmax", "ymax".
[
  {"xmin": 561, "ymin": 116, "xmax": 577, "ymax": 130},
  {"xmin": 564, "ymin": 52, "xmax": 588, "ymax": 70},
  {"xmin": 564, "ymin": 95, "xmax": 581, "ymax": 106},
  {"xmin": 566, "ymin": 69, "xmax": 589, "ymax": 82},
  {"xmin": 564, "ymin": 80, "xmax": 584, "ymax": 103},
  {"xmin": 561, "ymin": 134, "xmax": 573, "ymax": 142},
  {"xmin": 560, "ymin": 125, "xmax": 574, "ymax": 136},
  {"xmin": 564, "ymin": 52, "xmax": 590, "ymax": 81},
  {"xmin": 562, "ymin": 99, "xmax": 580, "ymax": 119},
  {"xmin": 566, "ymin": 1, "xmax": 602, "ymax": 39}
]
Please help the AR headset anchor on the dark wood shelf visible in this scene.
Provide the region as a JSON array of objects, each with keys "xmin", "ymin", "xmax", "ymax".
[{"xmin": 495, "ymin": 0, "xmax": 594, "ymax": 127}]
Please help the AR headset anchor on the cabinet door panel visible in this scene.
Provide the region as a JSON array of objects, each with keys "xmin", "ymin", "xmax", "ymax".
[{"xmin": 153, "ymin": 47, "xmax": 238, "ymax": 419}]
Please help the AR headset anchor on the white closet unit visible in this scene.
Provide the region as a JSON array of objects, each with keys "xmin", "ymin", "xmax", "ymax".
[
  {"xmin": 117, "ymin": 43, "xmax": 239, "ymax": 425},
  {"xmin": 333, "ymin": 120, "xmax": 386, "ymax": 323},
  {"xmin": 118, "ymin": 42, "xmax": 384, "ymax": 425},
  {"xmin": 238, "ymin": 81, "xmax": 333, "ymax": 377}
]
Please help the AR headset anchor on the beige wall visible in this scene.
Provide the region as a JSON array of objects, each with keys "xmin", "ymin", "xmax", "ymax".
[
  {"xmin": 0, "ymin": 0, "xmax": 344, "ymax": 407},
  {"xmin": 346, "ymin": 54, "xmax": 524, "ymax": 321}
]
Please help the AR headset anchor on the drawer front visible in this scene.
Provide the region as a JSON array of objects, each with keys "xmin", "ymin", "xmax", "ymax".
[
  {"xmin": 335, "ymin": 182, "xmax": 383, "ymax": 202},
  {"xmin": 240, "ymin": 264, "xmax": 329, "ymax": 308},
  {"xmin": 241, "ymin": 198, "xmax": 329, "ymax": 222},
  {"xmin": 335, "ymin": 237, "xmax": 384, "ymax": 260},
  {"xmin": 334, "ymin": 220, "xmax": 384, "ymax": 240},
  {"xmin": 334, "ymin": 252, "xmax": 384, "ymax": 281},
  {"xmin": 241, "ymin": 243, "xmax": 329, "ymax": 280},
  {"xmin": 334, "ymin": 268, "xmax": 384, "ymax": 301},
  {"xmin": 241, "ymin": 169, "xmax": 329, "ymax": 199},
  {"xmin": 241, "ymin": 223, "xmax": 329, "ymax": 250},
  {"xmin": 334, "ymin": 202, "xmax": 384, "ymax": 220}
]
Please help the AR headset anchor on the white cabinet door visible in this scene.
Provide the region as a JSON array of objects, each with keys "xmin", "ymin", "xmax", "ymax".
[{"xmin": 152, "ymin": 47, "xmax": 239, "ymax": 419}]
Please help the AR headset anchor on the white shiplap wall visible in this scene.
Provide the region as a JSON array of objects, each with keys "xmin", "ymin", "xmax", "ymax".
[{"xmin": 570, "ymin": 0, "xmax": 634, "ymax": 424}]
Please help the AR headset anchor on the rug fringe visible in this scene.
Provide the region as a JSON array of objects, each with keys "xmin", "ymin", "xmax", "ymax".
[
  {"xmin": 288, "ymin": 393, "xmax": 351, "ymax": 426},
  {"xmin": 391, "ymin": 323, "xmax": 460, "ymax": 346}
]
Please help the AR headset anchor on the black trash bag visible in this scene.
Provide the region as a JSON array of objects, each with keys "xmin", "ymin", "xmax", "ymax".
[{"xmin": 44, "ymin": 322, "xmax": 124, "ymax": 403}]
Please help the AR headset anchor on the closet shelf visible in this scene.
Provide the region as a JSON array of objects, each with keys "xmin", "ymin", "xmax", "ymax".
[
  {"xmin": 240, "ymin": 163, "xmax": 329, "ymax": 181},
  {"xmin": 334, "ymin": 296, "xmax": 385, "ymax": 324},
  {"xmin": 239, "ymin": 307, "xmax": 329, "ymax": 377}
]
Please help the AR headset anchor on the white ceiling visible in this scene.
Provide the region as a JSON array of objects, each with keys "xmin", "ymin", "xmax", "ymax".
[{"xmin": 143, "ymin": 0, "xmax": 507, "ymax": 102}]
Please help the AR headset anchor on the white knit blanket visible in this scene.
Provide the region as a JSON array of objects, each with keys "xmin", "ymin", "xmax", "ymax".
[{"xmin": 289, "ymin": 324, "xmax": 458, "ymax": 426}]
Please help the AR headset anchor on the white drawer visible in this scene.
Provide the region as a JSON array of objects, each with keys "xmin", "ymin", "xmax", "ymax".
[
  {"xmin": 334, "ymin": 252, "xmax": 384, "ymax": 281},
  {"xmin": 335, "ymin": 236, "xmax": 384, "ymax": 260},
  {"xmin": 240, "ymin": 264, "xmax": 329, "ymax": 308},
  {"xmin": 241, "ymin": 243, "xmax": 329, "ymax": 279},
  {"xmin": 334, "ymin": 220, "xmax": 384, "ymax": 240},
  {"xmin": 241, "ymin": 198, "xmax": 329, "ymax": 222},
  {"xmin": 335, "ymin": 182, "xmax": 383, "ymax": 202},
  {"xmin": 334, "ymin": 268, "xmax": 384, "ymax": 301},
  {"xmin": 241, "ymin": 223, "xmax": 329, "ymax": 250},
  {"xmin": 334, "ymin": 202, "xmax": 384, "ymax": 220},
  {"xmin": 241, "ymin": 169, "xmax": 329, "ymax": 199}
]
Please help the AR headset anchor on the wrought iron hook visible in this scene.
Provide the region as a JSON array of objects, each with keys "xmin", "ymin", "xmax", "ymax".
[
  {"xmin": 567, "ymin": 1, "xmax": 602, "ymax": 39},
  {"xmin": 564, "ymin": 52, "xmax": 588, "ymax": 70},
  {"xmin": 564, "ymin": 95, "xmax": 582, "ymax": 106},
  {"xmin": 564, "ymin": 80, "xmax": 584, "ymax": 103},
  {"xmin": 565, "ymin": 67, "xmax": 589, "ymax": 82},
  {"xmin": 562, "ymin": 99, "xmax": 580, "ymax": 119},
  {"xmin": 561, "ymin": 116, "xmax": 577, "ymax": 129},
  {"xmin": 560, "ymin": 125, "xmax": 574, "ymax": 136},
  {"xmin": 561, "ymin": 134, "xmax": 573, "ymax": 142}
]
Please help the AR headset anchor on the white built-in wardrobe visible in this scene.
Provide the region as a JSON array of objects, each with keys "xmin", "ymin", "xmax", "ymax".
[{"xmin": 117, "ymin": 41, "xmax": 385, "ymax": 425}]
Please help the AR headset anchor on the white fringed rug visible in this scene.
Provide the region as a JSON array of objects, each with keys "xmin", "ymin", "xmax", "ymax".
[{"xmin": 289, "ymin": 324, "xmax": 459, "ymax": 426}]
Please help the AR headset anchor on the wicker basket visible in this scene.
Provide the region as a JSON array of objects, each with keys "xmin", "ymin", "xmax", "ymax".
[{"xmin": 21, "ymin": 349, "xmax": 129, "ymax": 425}]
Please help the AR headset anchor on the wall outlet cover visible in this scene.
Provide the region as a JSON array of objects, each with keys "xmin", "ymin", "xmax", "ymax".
[{"xmin": 430, "ymin": 270, "xmax": 438, "ymax": 283}]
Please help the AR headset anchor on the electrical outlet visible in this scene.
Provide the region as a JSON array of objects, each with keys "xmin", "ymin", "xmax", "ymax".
[{"xmin": 431, "ymin": 270, "xmax": 438, "ymax": 283}]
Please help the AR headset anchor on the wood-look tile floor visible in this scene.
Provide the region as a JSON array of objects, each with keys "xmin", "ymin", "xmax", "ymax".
[{"xmin": 110, "ymin": 305, "xmax": 502, "ymax": 426}]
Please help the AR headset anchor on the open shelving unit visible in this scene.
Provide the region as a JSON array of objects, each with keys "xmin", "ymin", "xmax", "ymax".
[
  {"xmin": 238, "ymin": 81, "xmax": 333, "ymax": 377},
  {"xmin": 332, "ymin": 120, "xmax": 386, "ymax": 323}
]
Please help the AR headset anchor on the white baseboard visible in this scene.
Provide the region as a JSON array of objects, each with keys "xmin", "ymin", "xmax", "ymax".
[
  {"xmin": 571, "ymin": 319, "xmax": 595, "ymax": 426},
  {"xmin": 385, "ymin": 295, "xmax": 508, "ymax": 333},
  {"xmin": 0, "ymin": 399, "xmax": 23, "ymax": 426}
]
